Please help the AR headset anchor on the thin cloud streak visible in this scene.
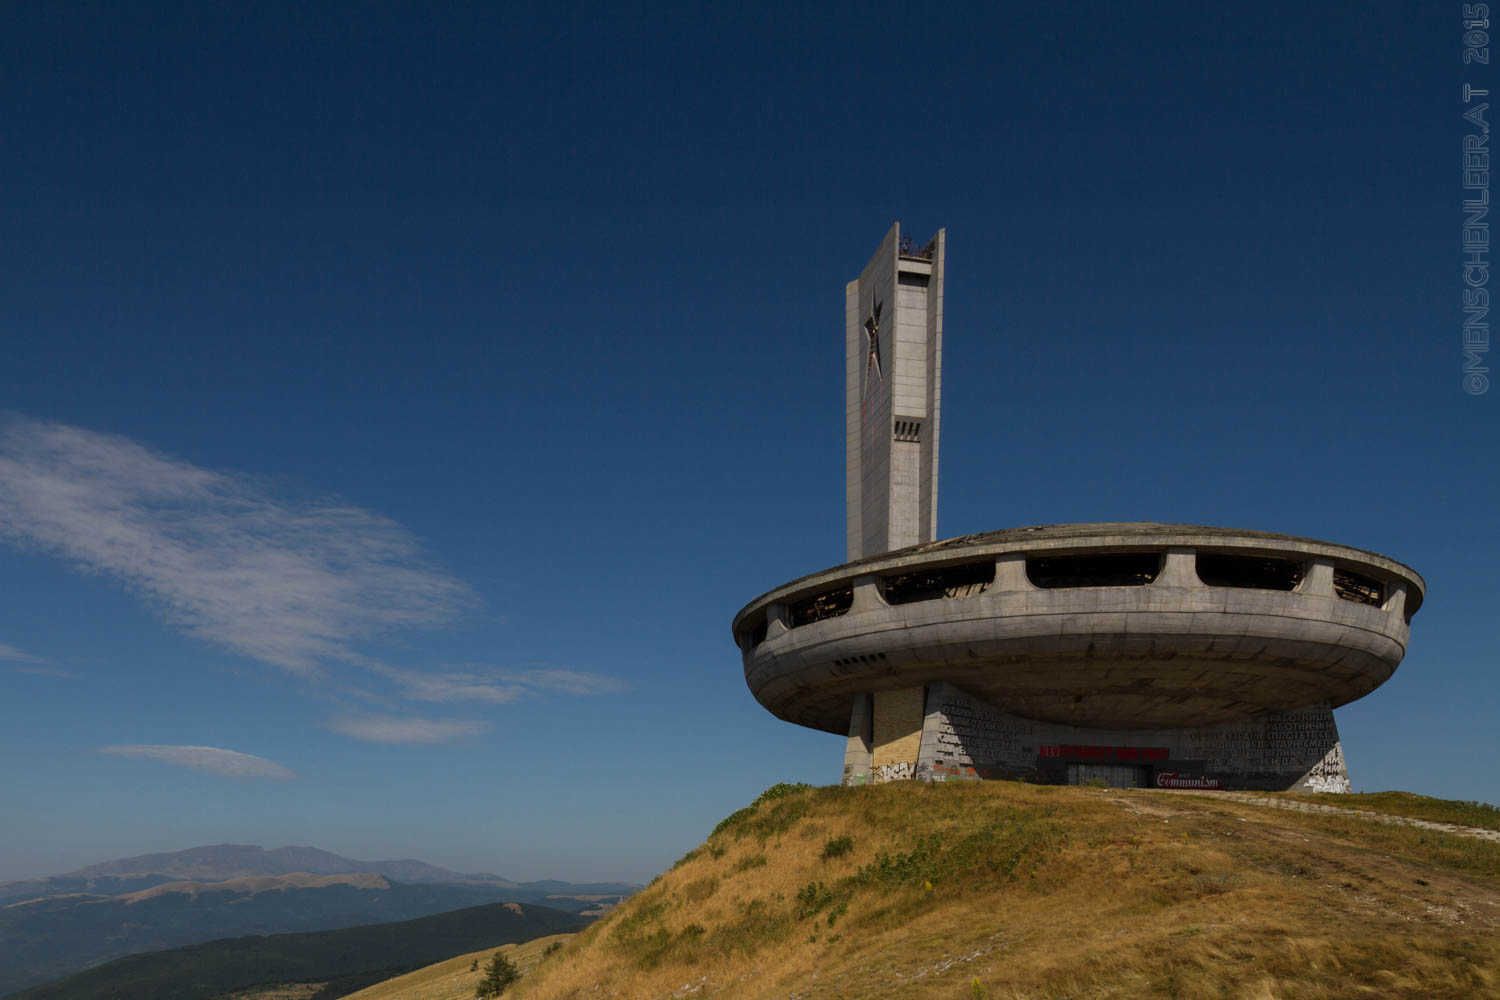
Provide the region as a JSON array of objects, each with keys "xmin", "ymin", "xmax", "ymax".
[
  {"xmin": 365, "ymin": 662, "xmax": 527, "ymax": 704},
  {"xmin": 363, "ymin": 662, "xmax": 626, "ymax": 704},
  {"xmin": 98, "ymin": 744, "xmax": 296, "ymax": 779},
  {"xmin": 500, "ymin": 669, "xmax": 629, "ymax": 695},
  {"xmin": 0, "ymin": 642, "xmax": 44, "ymax": 663},
  {"xmin": 324, "ymin": 714, "xmax": 490, "ymax": 744},
  {"xmin": 0, "ymin": 418, "xmax": 474, "ymax": 675},
  {"xmin": 11, "ymin": 664, "xmax": 72, "ymax": 678}
]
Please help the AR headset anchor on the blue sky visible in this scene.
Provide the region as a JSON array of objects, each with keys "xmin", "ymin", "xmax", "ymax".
[{"xmin": 0, "ymin": 2, "xmax": 1493, "ymax": 884}]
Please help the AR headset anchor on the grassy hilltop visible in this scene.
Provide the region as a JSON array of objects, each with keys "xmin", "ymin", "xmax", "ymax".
[{"xmin": 409, "ymin": 780, "xmax": 1500, "ymax": 1000}]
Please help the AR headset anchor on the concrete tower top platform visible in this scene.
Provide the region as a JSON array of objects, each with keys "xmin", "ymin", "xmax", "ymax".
[{"xmin": 733, "ymin": 522, "xmax": 1424, "ymax": 736}]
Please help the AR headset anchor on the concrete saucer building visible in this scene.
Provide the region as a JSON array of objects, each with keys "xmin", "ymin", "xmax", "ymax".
[{"xmin": 731, "ymin": 223, "xmax": 1424, "ymax": 792}]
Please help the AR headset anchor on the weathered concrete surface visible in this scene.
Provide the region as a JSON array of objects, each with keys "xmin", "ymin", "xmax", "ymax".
[
  {"xmin": 845, "ymin": 223, "xmax": 944, "ymax": 561},
  {"xmin": 914, "ymin": 681, "xmax": 1350, "ymax": 792},
  {"xmin": 735, "ymin": 525, "xmax": 1423, "ymax": 736},
  {"xmin": 841, "ymin": 692, "xmax": 872, "ymax": 786}
]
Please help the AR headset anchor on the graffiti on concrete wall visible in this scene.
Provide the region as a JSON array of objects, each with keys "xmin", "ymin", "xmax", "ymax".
[
  {"xmin": 873, "ymin": 761, "xmax": 915, "ymax": 783},
  {"xmin": 841, "ymin": 765, "xmax": 870, "ymax": 786},
  {"xmin": 1156, "ymin": 772, "xmax": 1222, "ymax": 789},
  {"xmin": 1298, "ymin": 742, "xmax": 1351, "ymax": 793}
]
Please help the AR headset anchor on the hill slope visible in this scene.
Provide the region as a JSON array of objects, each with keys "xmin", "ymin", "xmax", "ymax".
[
  {"xmin": 333, "ymin": 933, "xmax": 574, "ymax": 1000},
  {"xmin": 491, "ymin": 782, "xmax": 1500, "ymax": 1000},
  {"xmin": 7, "ymin": 902, "xmax": 583, "ymax": 1000}
]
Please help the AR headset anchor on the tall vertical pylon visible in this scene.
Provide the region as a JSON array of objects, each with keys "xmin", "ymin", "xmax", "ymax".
[{"xmin": 845, "ymin": 223, "xmax": 945, "ymax": 562}]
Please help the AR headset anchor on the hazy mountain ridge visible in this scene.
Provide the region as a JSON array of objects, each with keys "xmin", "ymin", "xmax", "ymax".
[
  {"xmin": 117, "ymin": 871, "xmax": 393, "ymax": 903},
  {"xmin": 6, "ymin": 901, "xmax": 584, "ymax": 1000},
  {"xmin": 0, "ymin": 880, "xmax": 536, "ymax": 995},
  {"xmin": 60, "ymin": 844, "xmax": 516, "ymax": 886},
  {"xmin": 0, "ymin": 844, "xmax": 639, "ymax": 903},
  {"xmin": 0, "ymin": 846, "xmax": 638, "ymax": 996}
]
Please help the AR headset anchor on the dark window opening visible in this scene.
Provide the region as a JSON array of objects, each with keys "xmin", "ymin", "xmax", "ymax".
[
  {"xmin": 894, "ymin": 420, "xmax": 922, "ymax": 442},
  {"xmin": 789, "ymin": 586, "xmax": 854, "ymax": 627},
  {"xmin": 1026, "ymin": 553, "xmax": 1160, "ymax": 589},
  {"xmin": 880, "ymin": 561, "xmax": 994, "ymax": 605},
  {"xmin": 738, "ymin": 617, "xmax": 768, "ymax": 651},
  {"xmin": 1196, "ymin": 554, "xmax": 1304, "ymax": 591},
  {"xmin": 897, "ymin": 271, "xmax": 929, "ymax": 286},
  {"xmin": 1334, "ymin": 568, "xmax": 1385, "ymax": 607}
]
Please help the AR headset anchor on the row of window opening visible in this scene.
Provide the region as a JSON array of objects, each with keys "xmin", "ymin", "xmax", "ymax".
[{"xmin": 737, "ymin": 553, "xmax": 1393, "ymax": 651}]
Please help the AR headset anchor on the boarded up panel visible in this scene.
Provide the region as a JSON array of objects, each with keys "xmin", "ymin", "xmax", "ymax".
[{"xmin": 872, "ymin": 686, "xmax": 925, "ymax": 781}]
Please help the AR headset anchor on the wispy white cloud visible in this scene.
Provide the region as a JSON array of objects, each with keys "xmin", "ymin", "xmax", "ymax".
[
  {"xmin": 0, "ymin": 419, "xmax": 630, "ymax": 743},
  {"xmin": 10, "ymin": 664, "xmax": 72, "ymax": 678},
  {"xmin": 324, "ymin": 714, "xmax": 489, "ymax": 744},
  {"xmin": 98, "ymin": 744, "xmax": 296, "ymax": 779},
  {"xmin": 499, "ymin": 668, "xmax": 629, "ymax": 695},
  {"xmin": 364, "ymin": 662, "xmax": 527, "ymax": 704},
  {"xmin": 0, "ymin": 642, "xmax": 67, "ymax": 676},
  {"xmin": 0, "ymin": 419, "xmax": 474, "ymax": 675},
  {"xmin": 362, "ymin": 662, "xmax": 627, "ymax": 704},
  {"xmin": 0, "ymin": 642, "xmax": 44, "ymax": 663}
]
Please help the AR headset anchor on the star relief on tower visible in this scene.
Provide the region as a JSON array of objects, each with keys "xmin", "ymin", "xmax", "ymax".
[{"xmin": 863, "ymin": 295, "xmax": 883, "ymax": 392}]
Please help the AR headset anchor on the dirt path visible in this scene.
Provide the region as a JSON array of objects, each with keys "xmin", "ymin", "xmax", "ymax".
[{"xmin": 1179, "ymin": 790, "xmax": 1500, "ymax": 843}]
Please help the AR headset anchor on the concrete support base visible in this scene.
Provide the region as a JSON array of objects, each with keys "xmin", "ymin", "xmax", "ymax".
[
  {"xmin": 841, "ymin": 693, "xmax": 873, "ymax": 786},
  {"xmin": 906, "ymin": 682, "xmax": 1351, "ymax": 792},
  {"xmin": 841, "ymin": 686, "xmax": 931, "ymax": 785}
]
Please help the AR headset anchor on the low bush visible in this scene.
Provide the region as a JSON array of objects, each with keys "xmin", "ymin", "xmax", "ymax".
[
  {"xmin": 473, "ymin": 952, "xmax": 518, "ymax": 998},
  {"xmin": 820, "ymin": 835, "xmax": 854, "ymax": 860}
]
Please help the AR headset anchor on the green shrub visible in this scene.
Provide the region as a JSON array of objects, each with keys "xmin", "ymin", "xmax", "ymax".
[
  {"xmin": 851, "ymin": 816, "xmax": 1065, "ymax": 893},
  {"xmin": 473, "ymin": 951, "xmax": 519, "ymax": 998},
  {"xmin": 711, "ymin": 807, "xmax": 757, "ymax": 837},
  {"xmin": 709, "ymin": 898, "xmax": 789, "ymax": 956},
  {"xmin": 821, "ymin": 835, "xmax": 855, "ymax": 860},
  {"xmin": 753, "ymin": 782, "xmax": 812, "ymax": 806},
  {"xmin": 795, "ymin": 881, "xmax": 835, "ymax": 919}
]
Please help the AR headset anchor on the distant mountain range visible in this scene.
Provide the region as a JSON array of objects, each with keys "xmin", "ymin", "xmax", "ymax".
[
  {"xmin": 0, "ymin": 844, "xmax": 638, "ymax": 996},
  {"xmin": 0, "ymin": 843, "xmax": 637, "ymax": 903},
  {"xmin": 8, "ymin": 901, "xmax": 583, "ymax": 1000}
]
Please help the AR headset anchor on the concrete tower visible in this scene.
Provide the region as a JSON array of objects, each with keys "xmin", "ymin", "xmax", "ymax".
[{"xmin": 846, "ymin": 223, "xmax": 945, "ymax": 562}]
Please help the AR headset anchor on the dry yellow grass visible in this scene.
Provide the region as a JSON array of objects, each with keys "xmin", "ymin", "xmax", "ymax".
[
  {"xmin": 493, "ymin": 782, "xmax": 1500, "ymax": 1000},
  {"xmin": 335, "ymin": 933, "xmax": 575, "ymax": 1000},
  {"xmin": 221, "ymin": 985, "xmax": 325, "ymax": 1000}
]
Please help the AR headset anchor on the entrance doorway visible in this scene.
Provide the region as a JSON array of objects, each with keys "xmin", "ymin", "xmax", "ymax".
[{"xmin": 1066, "ymin": 763, "xmax": 1149, "ymax": 788}]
